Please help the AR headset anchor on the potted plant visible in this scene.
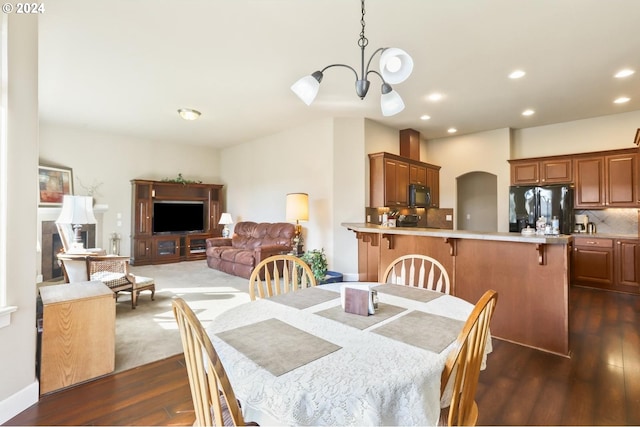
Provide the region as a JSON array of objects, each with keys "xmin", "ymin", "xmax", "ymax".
[{"xmin": 300, "ymin": 249, "xmax": 328, "ymax": 284}]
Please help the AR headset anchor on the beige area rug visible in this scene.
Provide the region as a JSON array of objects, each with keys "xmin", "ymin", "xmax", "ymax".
[{"xmin": 115, "ymin": 260, "xmax": 251, "ymax": 373}]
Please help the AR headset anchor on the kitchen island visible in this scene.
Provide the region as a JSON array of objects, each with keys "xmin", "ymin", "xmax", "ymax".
[{"xmin": 343, "ymin": 223, "xmax": 573, "ymax": 356}]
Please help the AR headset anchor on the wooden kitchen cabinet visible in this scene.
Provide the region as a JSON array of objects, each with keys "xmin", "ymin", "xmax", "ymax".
[
  {"xmin": 615, "ymin": 239, "xmax": 640, "ymax": 293},
  {"xmin": 426, "ymin": 166, "xmax": 440, "ymax": 207},
  {"xmin": 572, "ymin": 237, "xmax": 614, "ymax": 289},
  {"xmin": 574, "ymin": 149, "xmax": 637, "ymax": 208},
  {"xmin": 39, "ymin": 281, "xmax": 115, "ymax": 395},
  {"xmin": 572, "ymin": 236, "xmax": 640, "ymax": 294},
  {"xmin": 509, "ymin": 156, "xmax": 572, "ymax": 185},
  {"xmin": 369, "ymin": 152, "xmax": 440, "ymax": 208}
]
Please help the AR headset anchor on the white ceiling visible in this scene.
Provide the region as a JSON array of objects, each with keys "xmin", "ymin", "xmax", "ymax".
[{"xmin": 38, "ymin": 0, "xmax": 640, "ymax": 148}]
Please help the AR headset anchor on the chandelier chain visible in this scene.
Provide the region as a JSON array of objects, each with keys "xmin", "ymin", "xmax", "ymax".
[{"xmin": 358, "ymin": 0, "xmax": 368, "ymax": 48}]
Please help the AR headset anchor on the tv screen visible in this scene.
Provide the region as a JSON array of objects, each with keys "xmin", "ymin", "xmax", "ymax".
[{"xmin": 153, "ymin": 201, "xmax": 205, "ymax": 234}]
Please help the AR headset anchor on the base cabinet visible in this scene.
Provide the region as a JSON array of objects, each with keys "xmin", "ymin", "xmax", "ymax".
[
  {"xmin": 572, "ymin": 236, "xmax": 639, "ymax": 294},
  {"xmin": 39, "ymin": 282, "xmax": 115, "ymax": 395}
]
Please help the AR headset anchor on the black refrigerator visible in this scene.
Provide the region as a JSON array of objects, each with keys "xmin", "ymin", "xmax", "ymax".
[{"xmin": 509, "ymin": 185, "xmax": 574, "ymax": 234}]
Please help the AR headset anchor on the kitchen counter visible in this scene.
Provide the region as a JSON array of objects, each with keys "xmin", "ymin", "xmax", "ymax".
[
  {"xmin": 342, "ymin": 222, "xmax": 572, "ymax": 244},
  {"xmin": 344, "ymin": 222, "xmax": 572, "ymax": 356},
  {"xmin": 571, "ymin": 232, "xmax": 639, "ymax": 239}
]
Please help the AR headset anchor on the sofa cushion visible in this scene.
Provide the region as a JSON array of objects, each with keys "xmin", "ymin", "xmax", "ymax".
[{"xmin": 220, "ymin": 248, "xmax": 255, "ymax": 266}]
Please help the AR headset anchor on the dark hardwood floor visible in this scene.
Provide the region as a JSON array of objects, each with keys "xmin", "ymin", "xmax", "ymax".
[{"xmin": 4, "ymin": 285, "xmax": 639, "ymax": 426}]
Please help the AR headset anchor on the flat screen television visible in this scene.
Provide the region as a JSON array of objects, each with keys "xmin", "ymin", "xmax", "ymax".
[{"xmin": 152, "ymin": 201, "xmax": 205, "ymax": 234}]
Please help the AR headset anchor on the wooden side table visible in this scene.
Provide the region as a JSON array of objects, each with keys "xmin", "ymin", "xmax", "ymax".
[{"xmin": 39, "ymin": 281, "xmax": 115, "ymax": 395}]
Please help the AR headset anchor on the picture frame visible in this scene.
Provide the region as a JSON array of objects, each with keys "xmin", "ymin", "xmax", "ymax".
[
  {"xmin": 38, "ymin": 165, "xmax": 73, "ymax": 206},
  {"xmin": 635, "ymin": 128, "xmax": 640, "ymax": 146}
]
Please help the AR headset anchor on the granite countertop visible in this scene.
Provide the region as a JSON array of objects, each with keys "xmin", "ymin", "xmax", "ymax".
[
  {"xmin": 571, "ymin": 232, "xmax": 639, "ymax": 239},
  {"xmin": 342, "ymin": 223, "xmax": 573, "ymax": 245}
]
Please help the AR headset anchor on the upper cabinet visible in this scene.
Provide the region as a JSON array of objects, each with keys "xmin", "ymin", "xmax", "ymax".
[
  {"xmin": 509, "ymin": 157, "xmax": 572, "ymax": 185},
  {"xmin": 574, "ymin": 150, "xmax": 637, "ymax": 208},
  {"xmin": 369, "ymin": 152, "xmax": 440, "ymax": 208}
]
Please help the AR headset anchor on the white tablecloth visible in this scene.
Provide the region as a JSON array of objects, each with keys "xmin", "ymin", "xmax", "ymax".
[{"xmin": 206, "ymin": 282, "xmax": 491, "ymax": 426}]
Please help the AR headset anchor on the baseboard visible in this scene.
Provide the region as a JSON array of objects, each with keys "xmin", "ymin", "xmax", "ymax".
[
  {"xmin": 0, "ymin": 379, "xmax": 39, "ymax": 424},
  {"xmin": 342, "ymin": 272, "xmax": 360, "ymax": 282}
]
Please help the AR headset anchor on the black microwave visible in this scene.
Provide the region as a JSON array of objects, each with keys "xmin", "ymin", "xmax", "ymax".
[{"xmin": 408, "ymin": 184, "xmax": 431, "ymax": 207}]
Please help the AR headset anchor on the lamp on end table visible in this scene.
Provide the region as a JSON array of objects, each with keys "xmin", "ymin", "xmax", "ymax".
[
  {"xmin": 285, "ymin": 193, "xmax": 308, "ymax": 255},
  {"xmin": 218, "ymin": 213, "xmax": 233, "ymax": 238},
  {"xmin": 56, "ymin": 195, "xmax": 97, "ymax": 252}
]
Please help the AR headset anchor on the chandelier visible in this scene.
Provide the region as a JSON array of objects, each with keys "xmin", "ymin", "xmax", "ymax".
[{"xmin": 290, "ymin": 0, "xmax": 413, "ymax": 117}]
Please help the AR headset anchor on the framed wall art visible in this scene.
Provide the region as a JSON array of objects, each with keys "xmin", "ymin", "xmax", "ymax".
[{"xmin": 38, "ymin": 165, "xmax": 73, "ymax": 206}]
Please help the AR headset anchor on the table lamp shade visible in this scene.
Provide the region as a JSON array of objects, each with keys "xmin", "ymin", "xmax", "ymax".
[
  {"xmin": 56, "ymin": 195, "xmax": 97, "ymax": 225},
  {"xmin": 286, "ymin": 193, "xmax": 309, "ymax": 222},
  {"xmin": 218, "ymin": 213, "xmax": 233, "ymax": 225}
]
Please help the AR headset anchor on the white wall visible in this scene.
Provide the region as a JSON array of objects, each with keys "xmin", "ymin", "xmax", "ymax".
[
  {"xmin": 426, "ymin": 128, "xmax": 512, "ymax": 231},
  {"xmin": 38, "ymin": 123, "xmax": 221, "ymax": 255},
  {"xmin": 512, "ymin": 110, "xmax": 640, "ymax": 158},
  {"xmin": 0, "ymin": 13, "xmax": 39, "ymax": 424}
]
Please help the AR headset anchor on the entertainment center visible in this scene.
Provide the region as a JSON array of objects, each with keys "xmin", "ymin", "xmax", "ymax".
[{"xmin": 130, "ymin": 179, "xmax": 224, "ymax": 265}]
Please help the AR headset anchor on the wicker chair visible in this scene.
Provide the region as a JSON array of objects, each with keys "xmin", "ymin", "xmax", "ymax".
[
  {"xmin": 440, "ymin": 290, "xmax": 498, "ymax": 426},
  {"xmin": 249, "ymin": 254, "xmax": 316, "ymax": 301},
  {"xmin": 58, "ymin": 254, "xmax": 155, "ymax": 309}
]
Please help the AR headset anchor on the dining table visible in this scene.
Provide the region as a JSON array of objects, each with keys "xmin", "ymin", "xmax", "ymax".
[{"xmin": 205, "ymin": 282, "xmax": 492, "ymax": 426}]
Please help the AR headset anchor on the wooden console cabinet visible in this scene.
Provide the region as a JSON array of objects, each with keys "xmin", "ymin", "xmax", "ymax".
[
  {"xmin": 39, "ymin": 281, "xmax": 115, "ymax": 395},
  {"xmin": 130, "ymin": 180, "xmax": 223, "ymax": 265}
]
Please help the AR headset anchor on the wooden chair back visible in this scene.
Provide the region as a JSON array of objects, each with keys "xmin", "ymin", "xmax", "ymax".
[
  {"xmin": 56, "ymin": 223, "xmax": 75, "ymax": 253},
  {"xmin": 172, "ymin": 298, "xmax": 246, "ymax": 426},
  {"xmin": 382, "ymin": 254, "xmax": 451, "ymax": 294},
  {"xmin": 440, "ymin": 289, "xmax": 498, "ymax": 426},
  {"xmin": 249, "ymin": 254, "xmax": 317, "ymax": 301}
]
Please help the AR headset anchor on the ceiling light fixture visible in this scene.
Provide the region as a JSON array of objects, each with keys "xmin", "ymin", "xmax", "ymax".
[
  {"xmin": 428, "ymin": 93, "xmax": 443, "ymax": 102},
  {"xmin": 420, "ymin": 115, "xmax": 431, "ymax": 121},
  {"xmin": 509, "ymin": 70, "xmax": 526, "ymax": 79},
  {"xmin": 448, "ymin": 128, "xmax": 457, "ymax": 134},
  {"xmin": 615, "ymin": 69, "xmax": 635, "ymax": 78},
  {"xmin": 522, "ymin": 109, "xmax": 535, "ymax": 116},
  {"xmin": 178, "ymin": 108, "xmax": 201, "ymax": 121},
  {"xmin": 614, "ymin": 97, "xmax": 630, "ymax": 104},
  {"xmin": 290, "ymin": 0, "xmax": 413, "ymax": 117}
]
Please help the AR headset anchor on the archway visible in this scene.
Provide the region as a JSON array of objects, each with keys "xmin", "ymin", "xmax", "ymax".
[{"xmin": 457, "ymin": 171, "xmax": 498, "ymax": 231}]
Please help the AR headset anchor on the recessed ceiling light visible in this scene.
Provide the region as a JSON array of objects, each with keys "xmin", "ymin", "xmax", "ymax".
[
  {"xmin": 447, "ymin": 128, "xmax": 457, "ymax": 134},
  {"xmin": 614, "ymin": 97, "xmax": 630, "ymax": 104},
  {"xmin": 509, "ymin": 70, "xmax": 526, "ymax": 79},
  {"xmin": 522, "ymin": 109, "xmax": 535, "ymax": 116},
  {"xmin": 178, "ymin": 108, "xmax": 201, "ymax": 120},
  {"xmin": 615, "ymin": 69, "xmax": 635, "ymax": 78},
  {"xmin": 428, "ymin": 93, "xmax": 443, "ymax": 102},
  {"xmin": 420, "ymin": 115, "xmax": 431, "ymax": 121}
]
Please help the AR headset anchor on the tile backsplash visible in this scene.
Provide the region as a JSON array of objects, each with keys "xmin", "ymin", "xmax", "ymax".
[{"xmin": 575, "ymin": 208, "xmax": 639, "ymax": 235}]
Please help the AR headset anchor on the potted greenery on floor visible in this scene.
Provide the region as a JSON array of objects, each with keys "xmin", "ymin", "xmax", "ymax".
[{"xmin": 301, "ymin": 249, "xmax": 328, "ymax": 284}]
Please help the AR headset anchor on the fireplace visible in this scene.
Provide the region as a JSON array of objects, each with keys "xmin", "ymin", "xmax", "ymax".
[{"xmin": 41, "ymin": 221, "xmax": 95, "ymax": 281}]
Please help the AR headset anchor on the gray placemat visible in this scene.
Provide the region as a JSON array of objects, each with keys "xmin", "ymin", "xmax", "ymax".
[
  {"xmin": 315, "ymin": 303, "xmax": 406, "ymax": 330},
  {"xmin": 372, "ymin": 311, "xmax": 465, "ymax": 353},
  {"xmin": 216, "ymin": 318, "xmax": 341, "ymax": 376},
  {"xmin": 269, "ymin": 286, "xmax": 339, "ymax": 309},
  {"xmin": 373, "ymin": 284, "xmax": 445, "ymax": 303}
]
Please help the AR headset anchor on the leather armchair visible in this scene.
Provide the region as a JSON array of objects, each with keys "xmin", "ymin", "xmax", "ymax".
[{"xmin": 206, "ymin": 222, "xmax": 295, "ymax": 279}]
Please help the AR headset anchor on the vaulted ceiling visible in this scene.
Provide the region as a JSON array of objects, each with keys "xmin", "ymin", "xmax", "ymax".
[{"xmin": 38, "ymin": 0, "xmax": 640, "ymax": 148}]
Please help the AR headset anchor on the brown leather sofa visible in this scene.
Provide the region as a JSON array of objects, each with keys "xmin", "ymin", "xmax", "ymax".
[{"xmin": 206, "ymin": 221, "xmax": 295, "ymax": 279}]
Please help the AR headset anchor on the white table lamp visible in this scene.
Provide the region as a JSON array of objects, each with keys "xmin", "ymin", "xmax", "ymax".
[
  {"xmin": 219, "ymin": 213, "xmax": 233, "ymax": 238},
  {"xmin": 56, "ymin": 195, "xmax": 97, "ymax": 250}
]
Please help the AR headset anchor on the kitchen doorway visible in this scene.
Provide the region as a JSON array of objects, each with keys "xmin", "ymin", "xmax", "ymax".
[{"xmin": 457, "ymin": 171, "xmax": 497, "ymax": 231}]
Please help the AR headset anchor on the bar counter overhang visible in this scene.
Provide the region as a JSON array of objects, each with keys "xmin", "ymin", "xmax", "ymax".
[{"xmin": 343, "ymin": 223, "xmax": 572, "ymax": 356}]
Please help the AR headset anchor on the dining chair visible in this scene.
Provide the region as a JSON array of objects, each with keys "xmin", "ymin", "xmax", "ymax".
[
  {"xmin": 249, "ymin": 254, "xmax": 316, "ymax": 301},
  {"xmin": 382, "ymin": 254, "xmax": 451, "ymax": 294},
  {"xmin": 172, "ymin": 298, "xmax": 253, "ymax": 426},
  {"xmin": 440, "ymin": 289, "xmax": 498, "ymax": 426}
]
